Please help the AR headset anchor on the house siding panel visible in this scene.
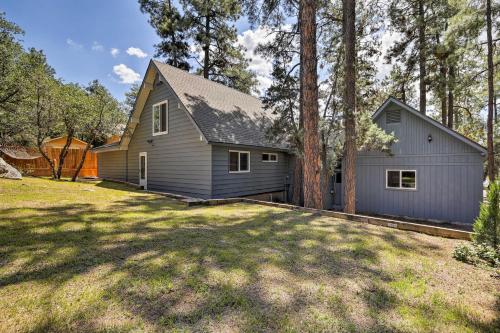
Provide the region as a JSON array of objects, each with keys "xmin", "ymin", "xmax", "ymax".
[
  {"xmin": 126, "ymin": 79, "xmax": 212, "ymax": 199},
  {"xmin": 211, "ymin": 145, "xmax": 289, "ymax": 198},
  {"xmin": 350, "ymin": 103, "xmax": 484, "ymax": 224},
  {"xmin": 97, "ymin": 150, "xmax": 127, "ymax": 181}
]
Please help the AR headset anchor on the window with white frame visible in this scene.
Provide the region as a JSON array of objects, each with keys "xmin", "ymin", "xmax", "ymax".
[
  {"xmin": 229, "ymin": 150, "xmax": 250, "ymax": 173},
  {"xmin": 386, "ymin": 170, "xmax": 416, "ymax": 189},
  {"xmin": 152, "ymin": 101, "xmax": 168, "ymax": 135},
  {"xmin": 262, "ymin": 152, "xmax": 278, "ymax": 162}
]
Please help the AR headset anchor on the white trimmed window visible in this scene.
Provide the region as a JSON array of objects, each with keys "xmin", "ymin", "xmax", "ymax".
[
  {"xmin": 386, "ymin": 170, "xmax": 417, "ymax": 190},
  {"xmin": 229, "ymin": 150, "xmax": 250, "ymax": 173},
  {"xmin": 152, "ymin": 101, "xmax": 168, "ymax": 135},
  {"xmin": 262, "ymin": 152, "xmax": 278, "ymax": 162}
]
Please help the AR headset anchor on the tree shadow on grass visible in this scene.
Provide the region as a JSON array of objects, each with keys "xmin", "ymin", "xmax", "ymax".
[{"xmin": 0, "ymin": 194, "xmax": 497, "ymax": 332}]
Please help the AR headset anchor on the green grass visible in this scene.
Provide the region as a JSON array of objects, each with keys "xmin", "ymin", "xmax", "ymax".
[{"xmin": 0, "ymin": 177, "xmax": 498, "ymax": 332}]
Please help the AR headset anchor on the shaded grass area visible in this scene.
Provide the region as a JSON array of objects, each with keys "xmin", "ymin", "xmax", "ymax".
[{"xmin": 0, "ymin": 177, "xmax": 498, "ymax": 332}]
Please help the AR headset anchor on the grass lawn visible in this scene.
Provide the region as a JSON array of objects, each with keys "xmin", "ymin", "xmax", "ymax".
[{"xmin": 0, "ymin": 177, "xmax": 498, "ymax": 332}]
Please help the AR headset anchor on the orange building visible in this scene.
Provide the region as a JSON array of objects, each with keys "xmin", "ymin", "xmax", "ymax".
[{"xmin": 0, "ymin": 136, "xmax": 98, "ymax": 178}]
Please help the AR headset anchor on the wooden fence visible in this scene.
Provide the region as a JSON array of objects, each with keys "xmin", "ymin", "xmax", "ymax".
[{"xmin": 4, "ymin": 148, "xmax": 98, "ymax": 178}]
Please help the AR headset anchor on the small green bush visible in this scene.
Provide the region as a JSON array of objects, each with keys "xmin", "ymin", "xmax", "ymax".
[
  {"xmin": 474, "ymin": 242, "xmax": 500, "ymax": 267},
  {"xmin": 455, "ymin": 180, "xmax": 500, "ymax": 268},
  {"xmin": 473, "ymin": 180, "xmax": 500, "ymax": 248},
  {"xmin": 453, "ymin": 244, "xmax": 477, "ymax": 264}
]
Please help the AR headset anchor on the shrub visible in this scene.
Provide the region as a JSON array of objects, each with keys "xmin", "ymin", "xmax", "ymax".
[
  {"xmin": 455, "ymin": 181, "xmax": 500, "ymax": 268},
  {"xmin": 473, "ymin": 180, "xmax": 500, "ymax": 249},
  {"xmin": 453, "ymin": 244, "xmax": 477, "ymax": 264}
]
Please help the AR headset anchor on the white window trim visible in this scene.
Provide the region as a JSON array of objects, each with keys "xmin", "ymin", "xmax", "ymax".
[
  {"xmin": 385, "ymin": 169, "xmax": 417, "ymax": 191},
  {"xmin": 152, "ymin": 100, "xmax": 168, "ymax": 136},
  {"xmin": 229, "ymin": 150, "xmax": 251, "ymax": 173},
  {"xmin": 262, "ymin": 152, "xmax": 278, "ymax": 163}
]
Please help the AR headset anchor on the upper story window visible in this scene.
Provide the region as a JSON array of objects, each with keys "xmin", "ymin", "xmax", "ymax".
[
  {"xmin": 262, "ymin": 152, "xmax": 278, "ymax": 162},
  {"xmin": 386, "ymin": 170, "xmax": 416, "ymax": 190},
  {"xmin": 152, "ymin": 101, "xmax": 168, "ymax": 136},
  {"xmin": 229, "ymin": 150, "xmax": 250, "ymax": 173}
]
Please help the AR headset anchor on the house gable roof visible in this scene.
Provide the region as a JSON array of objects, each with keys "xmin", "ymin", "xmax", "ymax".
[
  {"xmin": 373, "ymin": 97, "xmax": 487, "ymax": 155},
  {"xmin": 96, "ymin": 60, "xmax": 287, "ymax": 153},
  {"xmin": 152, "ymin": 61, "xmax": 286, "ymax": 150}
]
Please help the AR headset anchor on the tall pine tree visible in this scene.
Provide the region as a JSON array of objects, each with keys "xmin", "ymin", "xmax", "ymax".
[{"xmin": 140, "ymin": 0, "xmax": 257, "ymax": 94}]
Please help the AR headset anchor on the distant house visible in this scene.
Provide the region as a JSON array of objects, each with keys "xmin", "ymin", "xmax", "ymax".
[
  {"xmin": 94, "ymin": 60, "xmax": 485, "ymax": 224},
  {"xmin": 331, "ymin": 97, "xmax": 486, "ymax": 224},
  {"xmin": 43, "ymin": 136, "xmax": 88, "ymax": 150},
  {"xmin": 1, "ymin": 136, "xmax": 98, "ymax": 177}
]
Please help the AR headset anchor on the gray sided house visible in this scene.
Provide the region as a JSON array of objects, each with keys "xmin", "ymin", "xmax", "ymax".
[
  {"xmin": 95, "ymin": 60, "xmax": 290, "ymax": 200},
  {"xmin": 95, "ymin": 60, "xmax": 485, "ymax": 225},
  {"xmin": 333, "ymin": 97, "xmax": 486, "ymax": 224}
]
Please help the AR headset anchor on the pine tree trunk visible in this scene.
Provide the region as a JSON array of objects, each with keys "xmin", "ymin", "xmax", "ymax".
[
  {"xmin": 293, "ymin": 6, "xmax": 304, "ymax": 207},
  {"xmin": 440, "ymin": 65, "xmax": 447, "ymax": 125},
  {"xmin": 167, "ymin": 0, "xmax": 178, "ymax": 68},
  {"xmin": 343, "ymin": 0, "xmax": 356, "ymax": 214},
  {"xmin": 486, "ymin": 0, "xmax": 496, "ymax": 181},
  {"xmin": 447, "ymin": 65, "xmax": 455, "ymax": 129},
  {"xmin": 300, "ymin": 0, "xmax": 322, "ymax": 209},
  {"xmin": 203, "ymin": 14, "xmax": 210, "ymax": 79},
  {"xmin": 321, "ymin": 140, "xmax": 330, "ymax": 209},
  {"xmin": 292, "ymin": 156, "xmax": 304, "ymax": 205},
  {"xmin": 418, "ymin": 0, "xmax": 426, "ymax": 114}
]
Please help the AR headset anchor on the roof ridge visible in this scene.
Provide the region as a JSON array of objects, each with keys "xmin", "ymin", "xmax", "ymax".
[{"xmin": 152, "ymin": 60, "xmax": 262, "ymax": 103}]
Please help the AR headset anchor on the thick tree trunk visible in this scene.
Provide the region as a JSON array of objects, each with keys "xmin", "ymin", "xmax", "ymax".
[
  {"xmin": 343, "ymin": 0, "xmax": 356, "ymax": 214},
  {"xmin": 203, "ymin": 14, "xmax": 210, "ymax": 79},
  {"xmin": 55, "ymin": 132, "xmax": 74, "ymax": 179},
  {"xmin": 167, "ymin": 0, "xmax": 178, "ymax": 68},
  {"xmin": 418, "ymin": 0, "xmax": 426, "ymax": 114},
  {"xmin": 293, "ymin": 7, "xmax": 305, "ymax": 207},
  {"xmin": 486, "ymin": 0, "xmax": 496, "ymax": 181},
  {"xmin": 440, "ymin": 65, "xmax": 447, "ymax": 125},
  {"xmin": 300, "ymin": 0, "xmax": 322, "ymax": 209},
  {"xmin": 321, "ymin": 140, "xmax": 330, "ymax": 209},
  {"xmin": 447, "ymin": 65, "xmax": 455, "ymax": 129},
  {"xmin": 292, "ymin": 156, "xmax": 304, "ymax": 205}
]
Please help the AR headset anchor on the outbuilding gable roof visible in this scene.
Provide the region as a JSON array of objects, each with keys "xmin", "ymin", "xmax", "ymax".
[{"xmin": 373, "ymin": 97, "xmax": 487, "ymax": 155}]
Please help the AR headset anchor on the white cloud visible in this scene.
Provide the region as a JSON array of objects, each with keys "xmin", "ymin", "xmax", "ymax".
[
  {"xmin": 91, "ymin": 41, "xmax": 104, "ymax": 51},
  {"xmin": 66, "ymin": 38, "xmax": 83, "ymax": 49},
  {"xmin": 110, "ymin": 48, "xmax": 120, "ymax": 57},
  {"xmin": 113, "ymin": 64, "xmax": 141, "ymax": 84},
  {"xmin": 126, "ymin": 47, "xmax": 148, "ymax": 58},
  {"xmin": 236, "ymin": 26, "xmax": 279, "ymax": 95}
]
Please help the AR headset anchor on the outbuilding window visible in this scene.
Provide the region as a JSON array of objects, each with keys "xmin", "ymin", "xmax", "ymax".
[
  {"xmin": 262, "ymin": 152, "xmax": 278, "ymax": 162},
  {"xmin": 152, "ymin": 101, "xmax": 168, "ymax": 135},
  {"xmin": 229, "ymin": 150, "xmax": 250, "ymax": 173},
  {"xmin": 386, "ymin": 170, "xmax": 416, "ymax": 190}
]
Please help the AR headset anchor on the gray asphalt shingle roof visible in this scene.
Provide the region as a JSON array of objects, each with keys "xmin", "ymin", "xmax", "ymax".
[{"xmin": 153, "ymin": 61, "xmax": 287, "ymax": 150}]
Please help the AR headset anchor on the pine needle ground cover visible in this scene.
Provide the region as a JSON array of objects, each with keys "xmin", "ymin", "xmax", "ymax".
[{"xmin": 0, "ymin": 177, "xmax": 498, "ymax": 332}]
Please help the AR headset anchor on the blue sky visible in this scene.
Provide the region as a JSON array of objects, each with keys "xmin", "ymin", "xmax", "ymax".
[{"xmin": 3, "ymin": 0, "xmax": 161, "ymax": 100}]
